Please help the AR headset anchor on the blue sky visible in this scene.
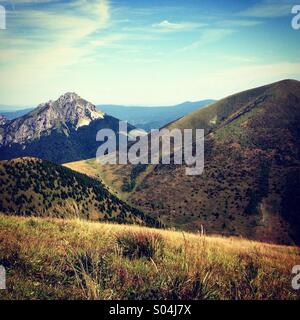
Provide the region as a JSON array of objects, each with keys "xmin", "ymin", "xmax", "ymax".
[{"xmin": 0, "ymin": 0, "xmax": 299, "ymax": 106}]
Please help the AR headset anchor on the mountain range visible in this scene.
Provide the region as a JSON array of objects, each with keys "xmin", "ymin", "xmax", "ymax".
[
  {"xmin": 66, "ymin": 79, "xmax": 300, "ymax": 245},
  {"xmin": 99, "ymin": 100, "xmax": 215, "ymax": 131},
  {"xmin": 0, "ymin": 100, "xmax": 214, "ymax": 132},
  {"xmin": 1, "ymin": 80, "xmax": 300, "ymax": 245}
]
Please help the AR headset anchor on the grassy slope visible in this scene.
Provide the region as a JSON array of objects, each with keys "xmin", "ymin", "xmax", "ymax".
[
  {"xmin": 128, "ymin": 80, "xmax": 300, "ymax": 244},
  {"xmin": 167, "ymin": 81, "xmax": 276, "ymax": 132},
  {"xmin": 64, "ymin": 158, "xmax": 152, "ymax": 200},
  {"xmin": 0, "ymin": 214, "xmax": 299, "ymax": 300},
  {"xmin": 64, "ymin": 158, "xmax": 133, "ymax": 200},
  {"xmin": 0, "ymin": 157, "xmax": 160, "ymax": 228}
]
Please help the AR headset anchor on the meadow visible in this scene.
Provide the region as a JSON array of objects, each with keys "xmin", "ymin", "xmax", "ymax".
[{"xmin": 0, "ymin": 213, "xmax": 299, "ymax": 300}]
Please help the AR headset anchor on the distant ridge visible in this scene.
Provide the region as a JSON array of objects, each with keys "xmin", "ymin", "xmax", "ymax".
[
  {"xmin": 0, "ymin": 100, "xmax": 215, "ymax": 131},
  {"xmin": 0, "ymin": 108, "xmax": 34, "ymax": 120},
  {"xmin": 98, "ymin": 100, "xmax": 215, "ymax": 131}
]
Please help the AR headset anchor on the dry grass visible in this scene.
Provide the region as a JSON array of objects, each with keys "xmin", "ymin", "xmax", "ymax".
[
  {"xmin": 63, "ymin": 158, "xmax": 153, "ymax": 200},
  {"xmin": 0, "ymin": 214, "xmax": 299, "ymax": 300},
  {"xmin": 64, "ymin": 159, "xmax": 133, "ymax": 200}
]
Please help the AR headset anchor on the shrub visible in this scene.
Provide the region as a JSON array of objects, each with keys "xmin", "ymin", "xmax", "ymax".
[{"xmin": 116, "ymin": 231, "xmax": 165, "ymax": 260}]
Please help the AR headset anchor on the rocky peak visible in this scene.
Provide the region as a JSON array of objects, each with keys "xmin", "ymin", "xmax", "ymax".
[
  {"xmin": 57, "ymin": 92, "xmax": 81, "ymax": 105},
  {"xmin": 38, "ymin": 92, "xmax": 105, "ymax": 129},
  {"xmin": 0, "ymin": 93, "xmax": 105, "ymax": 146}
]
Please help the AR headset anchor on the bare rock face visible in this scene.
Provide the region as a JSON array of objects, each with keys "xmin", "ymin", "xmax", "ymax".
[
  {"xmin": 0, "ymin": 115, "xmax": 8, "ymax": 126},
  {"xmin": 0, "ymin": 92, "xmax": 135, "ymax": 163},
  {"xmin": 0, "ymin": 93, "xmax": 105, "ymax": 146}
]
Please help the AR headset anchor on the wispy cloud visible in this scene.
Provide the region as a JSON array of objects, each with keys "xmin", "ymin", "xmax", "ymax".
[
  {"xmin": 219, "ymin": 19, "xmax": 263, "ymax": 27},
  {"xmin": 0, "ymin": 0, "xmax": 114, "ymax": 68},
  {"xmin": 152, "ymin": 20, "xmax": 205, "ymax": 32},
  {"xmin": 179, "ymin": 28, "xmax": 235, "ymax": 52},
  {"xmin": 240, "ymin": 0, "xmax": 294, "ymax": 18}
]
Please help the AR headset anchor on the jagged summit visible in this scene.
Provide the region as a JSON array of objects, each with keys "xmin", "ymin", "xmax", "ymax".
[
  {"xmin": 60, "ymin": 92, "xmax": 80, "ymax": 98},
  {"xmin": 56, "ymin": 92, "xmax": 83, "ymax": 105},
  {"xmin": 41, "ymin": 92, "xmax": 104, "ymax": 127},
  {"xmin": 0, "ymin": 93, "xmax": 135, "ymax": 163},
  {"xmin": 0, "ymin": 93, "xmax": 105, "ymax": 146}
]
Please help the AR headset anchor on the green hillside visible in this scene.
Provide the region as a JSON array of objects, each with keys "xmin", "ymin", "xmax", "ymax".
[
  {"xmin": 168, "ymin": 80, "xmax": 293, "ymax": 132},
  {"xmin": 0, "ymin": 157, "xmax": 160, "ymax": 228},
  {"xmin": 126, "ymin": 80, "xmax": 300, "ymax": 244}
]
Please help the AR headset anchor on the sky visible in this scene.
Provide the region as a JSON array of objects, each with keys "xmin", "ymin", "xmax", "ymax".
[{"xmin": 0, "ymin": 0, "xmax": 300, "ymax": 107}]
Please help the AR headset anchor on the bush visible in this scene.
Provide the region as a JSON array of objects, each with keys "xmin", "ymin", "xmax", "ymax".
[{"xmin": 116, "ymin": 231, "xmax": 165, "ymax": 260}]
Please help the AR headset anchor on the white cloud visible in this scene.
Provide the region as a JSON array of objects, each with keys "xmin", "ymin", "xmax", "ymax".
[
  {"xmin": 152, "ymin": 20, "xmax": 204, "ymax": 31},
  {"xmin": 240, "ymin": 0, "xmax": 294, "ymax": 18}
]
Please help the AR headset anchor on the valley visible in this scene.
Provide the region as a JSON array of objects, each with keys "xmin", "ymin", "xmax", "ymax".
[{"xmin": 64, "ymin": 80, "xmax": 300, "ymax": 245}]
